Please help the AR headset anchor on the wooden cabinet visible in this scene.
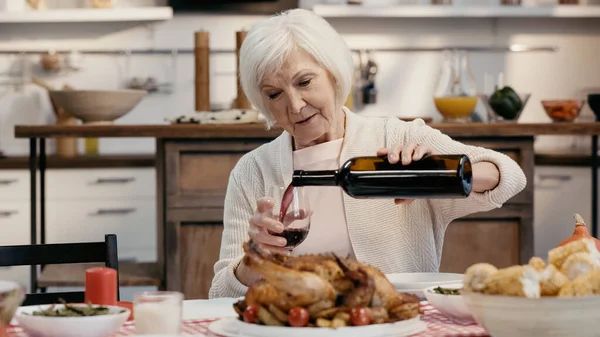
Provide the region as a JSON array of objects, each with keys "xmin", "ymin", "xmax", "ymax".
[
  {"xmin": 158, "ymin": 136, "xmax": 535, "ymax": 299},
  {"xmin": 159, "ymin": 139, "xmax": 271, "ymax": 299}
]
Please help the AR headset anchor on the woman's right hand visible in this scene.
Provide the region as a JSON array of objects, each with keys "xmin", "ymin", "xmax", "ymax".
[
  {"xmin": 247, "ymin": 197, "xmax": 290, "ymax": 254},
  {"xmin": 235, "ymin": 197, "xmax": 289, "ymax": 286}
]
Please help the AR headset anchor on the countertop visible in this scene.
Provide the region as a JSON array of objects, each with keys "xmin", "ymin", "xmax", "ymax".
[
  {"xmin": 13, "ymin": 121, "xmax": 600, "ymax": 139},
  {"xmin": 0, "ymin": 153, "xmax": 595, "ymax": 169}
]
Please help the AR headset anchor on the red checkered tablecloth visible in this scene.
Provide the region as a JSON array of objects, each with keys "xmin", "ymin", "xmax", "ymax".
[{"xmin": 5, "ymin": 302, "xmax": 490, "ymax": 337}]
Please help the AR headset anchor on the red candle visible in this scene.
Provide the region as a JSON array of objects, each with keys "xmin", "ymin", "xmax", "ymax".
[{"xmin": 85, "ymin": 267, "xmax": 117, "ymax": 306}]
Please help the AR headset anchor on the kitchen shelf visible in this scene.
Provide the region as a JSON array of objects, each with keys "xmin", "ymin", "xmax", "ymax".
[
  {"xmin": 0, "ymin": 6, "xmax": 173, "ymax": 23},
  {"xmin": 312, "ymin": 4, "xmax": 600, "ymax": 18}
]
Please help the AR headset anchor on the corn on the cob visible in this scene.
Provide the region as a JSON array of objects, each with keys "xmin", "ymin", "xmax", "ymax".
[
  {"xmin": 463, "ymin": 263, "xmax": 498, "ymax": 293},
  {"xmin": 558, "ymin": 269, "xmax": 600, "ymax": 297},
  {"xmin": 538, "ymin": 264, "xmax": 569, "ymax": 296},
  {"xmin": 560, "ymin": 252, "xmax": 600, "ymax": 281},
  {"xmin": 548, "ymin": 238, "xmax": 600, "ymax": 270},
  {"xmin": 482, "ymin": 265, "xmax": 540, "ymax": 298},
  {"xmin": 528, "ymin": 256, "xmax": 546, "ymax": 272}
]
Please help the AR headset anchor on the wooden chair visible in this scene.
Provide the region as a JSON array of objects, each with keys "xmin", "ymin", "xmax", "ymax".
[{"xmin": 0, "ymin": 234, "xmax": 120, "ymax": 306}]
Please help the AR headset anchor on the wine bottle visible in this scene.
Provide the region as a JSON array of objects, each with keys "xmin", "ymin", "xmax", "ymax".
[{"xmin": 291, "ymin": 154, "xmax": 472, "ymax": 199}]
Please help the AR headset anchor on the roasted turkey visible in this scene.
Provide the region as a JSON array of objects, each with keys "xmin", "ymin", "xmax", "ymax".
[{"xmin": 235, "ymin": 241, "xmax": 421, "ymax": 324}]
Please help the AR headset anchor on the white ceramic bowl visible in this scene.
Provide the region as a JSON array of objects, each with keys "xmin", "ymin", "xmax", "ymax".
[
  {"xmin": 463, "ymin": 292, "xmax": 600, "ymax": 337},
  {"xmin": 15, "ymin": 304, "xmax": 130, "ymax": 337},
  {"xmin": 423, "ymin": 283, "xmax": 473, "ymax": 321},
  {"xmin": 49, "ymin": 89, "xmax": 147, "ymax": 125},
  {"xmin": 386, "ymin": 273, "xmax": 464, "ymax": 299}
]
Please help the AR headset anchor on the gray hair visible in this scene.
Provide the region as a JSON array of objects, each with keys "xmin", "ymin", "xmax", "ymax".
[{"xmin": 239, "ymin": 8, "xmax": 354, "ymax": 129}]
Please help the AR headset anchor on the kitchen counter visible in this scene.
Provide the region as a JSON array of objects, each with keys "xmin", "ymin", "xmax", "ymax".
[
  {"xmin": 0, "ymin": 154, "xmax": 155, "ymax": 169},
  {"xmin": 14, "ymin": 121, "xmax": 600, "ymax": 138},
  {"xmin": 13, "ymin": 121, "xmax": 600, "ymax": 300}
]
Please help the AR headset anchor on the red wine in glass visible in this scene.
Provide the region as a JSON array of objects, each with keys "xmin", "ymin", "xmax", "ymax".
[
  {"xmin": 269, "ymin": 184, "xmax": 310, "ymax": 249},
  {"xmin": 271, "ymin": 228, "xmax": 309, "ymax": 249}
]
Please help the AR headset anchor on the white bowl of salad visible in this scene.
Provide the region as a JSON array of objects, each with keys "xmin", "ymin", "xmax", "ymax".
[{"xmin": 423, "ymin": 283, "xmax": 474, "ymax": 321}]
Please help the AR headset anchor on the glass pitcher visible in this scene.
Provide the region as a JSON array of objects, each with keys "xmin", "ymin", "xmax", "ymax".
[{"xmin": 433, "ymin": 50, "xmax": 478, "ymax": 123}]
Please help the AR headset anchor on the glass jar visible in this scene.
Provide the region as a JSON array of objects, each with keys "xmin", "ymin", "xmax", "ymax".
[{"xmin": 433, "ymin": 50, "xmax": 478, "ymax": 123}]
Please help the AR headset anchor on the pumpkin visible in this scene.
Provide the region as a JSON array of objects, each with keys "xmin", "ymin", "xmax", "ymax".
[{"xmin": 557, "ymin": 213, "xmax": 600, "ymax": 251}]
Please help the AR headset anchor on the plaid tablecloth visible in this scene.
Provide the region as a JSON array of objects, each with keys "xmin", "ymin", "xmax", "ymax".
[{"xmin": 6, "ymin": 302, "xmax": 490, "ymax": 337}]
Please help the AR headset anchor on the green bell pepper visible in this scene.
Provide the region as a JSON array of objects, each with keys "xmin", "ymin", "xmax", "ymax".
[{"xmin": 488, "ymin": 86, "xmax": 523, "ymax": 120}]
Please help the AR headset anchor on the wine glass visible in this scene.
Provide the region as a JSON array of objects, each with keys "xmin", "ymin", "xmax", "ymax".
[{"xmin": 268, "ymin": 185, "xmax": 311, "ymax": 250}]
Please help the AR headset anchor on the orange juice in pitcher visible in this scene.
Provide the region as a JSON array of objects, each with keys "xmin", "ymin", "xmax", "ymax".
[
  {"xmin": 434, "ymin": 96, "xmax": 478, "ymax": 120},
  {"xmin": 433, "ymin": 50, "xmax": 478, "ymax": 123}
]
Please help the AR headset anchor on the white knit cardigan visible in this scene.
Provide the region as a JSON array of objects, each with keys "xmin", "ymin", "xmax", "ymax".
[{"xmin": 208, "ymin": 109, "xmax": 527, "ymax": 299}]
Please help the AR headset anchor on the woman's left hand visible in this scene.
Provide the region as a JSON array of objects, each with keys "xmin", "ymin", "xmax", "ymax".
[{"xmin": 377, "ymin": 143, "xmax": 437, "ymax": 205}]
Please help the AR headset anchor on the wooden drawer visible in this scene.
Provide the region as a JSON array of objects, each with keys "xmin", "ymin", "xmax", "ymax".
[
  {"xmin": 47, "ymin": 168, "xmax": 156, "ymax": 200},
  {"xmin": 46, "ymin": 199, "xmax": 156, "ymax": 251},
  {"xmin": 0, "ymin": 201, "xmax": 30, "ymax": 246},
  {"xmin": 0, "ymin": 170, "xmax": 30, "ymax": 201},
  {"xmin": 440, "ymin": 219, "xmax": 520, "ymax": 273},
  {"xmin": 165, "ymin": 140, "xmax": 265, "ymax": 209}
]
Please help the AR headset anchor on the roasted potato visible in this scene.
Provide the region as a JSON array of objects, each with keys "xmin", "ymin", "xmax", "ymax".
[
  {"xmin": 257, "ymin": 305, "xmax": 284, "ymax": 326},
  {"xmin": 267, "ymin": 304, "xmax": 288, "ymax": 324}
]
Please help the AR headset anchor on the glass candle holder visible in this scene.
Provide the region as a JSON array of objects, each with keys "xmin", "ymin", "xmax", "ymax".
[{"xmin": 134, "ymin": 291, "xmax": 183, "ymax": 335}]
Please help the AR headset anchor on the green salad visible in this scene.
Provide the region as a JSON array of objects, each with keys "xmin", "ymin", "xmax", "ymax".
[{"xmin": 432, "ymin": 286, "xmax": 462, "ymax": 295}]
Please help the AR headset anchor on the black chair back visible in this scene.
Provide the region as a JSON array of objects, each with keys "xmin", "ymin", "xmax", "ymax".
[{"xmin": 0, "ymin": 234, "xmax": 119, "ymax": 305}]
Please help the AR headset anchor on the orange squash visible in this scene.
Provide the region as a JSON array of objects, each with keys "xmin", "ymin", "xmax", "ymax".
[{"xmin": 557, "ymin": 213, "xmax": 600, "ymax": 251}]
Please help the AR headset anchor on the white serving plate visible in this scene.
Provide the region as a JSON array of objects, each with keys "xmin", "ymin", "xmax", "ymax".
[
  {"xmin": 208, "ymin": 315, "xmax": 426, "ymax": 337},
  {"xmin": 385, "ymin": 273, "xmax": 464, "ymax": 298},
  {"xmin": 423, "ymin": 283, "xmax": 474, "ymax": 321},
  {"xmin": 14, "ymin": 304, "xmax": 130, "ymax": 337}
]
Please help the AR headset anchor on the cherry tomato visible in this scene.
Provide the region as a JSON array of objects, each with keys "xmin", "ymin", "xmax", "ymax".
[
  {"xmin": 288, "ymin": 307, "xmax": 310, "ymax": 327},
  {"xmin": 243, "ymin": 304, "xmax": 259, "ymax": 324},
  {"xmin": 350, "ymin": 307, "xmax": 371, "ymax": 326}
]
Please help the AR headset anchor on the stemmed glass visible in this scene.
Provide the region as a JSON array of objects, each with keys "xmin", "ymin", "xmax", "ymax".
[{"xmin": 268, "ymin": 185, "xmax": 312, "ymax": 251}]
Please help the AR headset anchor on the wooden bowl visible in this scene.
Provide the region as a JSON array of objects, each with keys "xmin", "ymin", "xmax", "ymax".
[{"xmin": 49, "ymin": 89, "xmax": 147, "ymax": 125}]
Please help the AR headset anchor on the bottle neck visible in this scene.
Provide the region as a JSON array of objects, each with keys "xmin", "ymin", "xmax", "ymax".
[{"xmin": 292, "ymin": 170, "xmax": 339, "ymax": 187}]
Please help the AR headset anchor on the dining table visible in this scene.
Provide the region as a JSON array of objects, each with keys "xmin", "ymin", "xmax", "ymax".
[{"xmin": 5, "ymin": 298, "xmax": 491, "ymax": 337}]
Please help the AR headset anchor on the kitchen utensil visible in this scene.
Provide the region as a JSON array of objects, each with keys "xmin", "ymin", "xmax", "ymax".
[
  {"xmin": 541, "ymin": 99, "xmax": 585, "ymax": 122},
  {"xmin": 209, "ymin": 315, "xmax": 426, "ymax": 337},
  {"xmin": 587, "ymin": 94, "xmax": 600, "ymax": 121},
  {"xmin": 236, "ymin": 31, "xmax": 252, "ymax": 109},
  {"xmin": 30, "ymin": 77, "xmax": 80, "ymax": 157},
  {"xmin": 14, "ymin": 304, "xmax": 129, "ymax": 337},
  {"xmin": 195, "ymin": 31, "xmax": 210, "ymax": 112},
  {"xmin": 433, "ymin": 50, "xmax": 478, "ymax": 123},
  {"xmin": 48, "ymin": 89, "xmax": 146, "ymax": 125},
  {"xmin": 480, "ymin": 93, "xmax": 531, "ymax": 123},
  {"xmin": 40, "ymin": 51, "xmax": 62, "ymax": 72}
]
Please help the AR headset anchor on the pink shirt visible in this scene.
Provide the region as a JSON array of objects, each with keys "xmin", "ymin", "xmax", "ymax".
[{"xmin": 291, "ymin": 138, "xmax": 356, "ymax": 258}]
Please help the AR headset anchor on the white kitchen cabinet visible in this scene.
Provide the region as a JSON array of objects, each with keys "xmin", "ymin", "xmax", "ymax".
[
  {"xmin": 534, "ymin": 166, "xmax": 593, "ymax": 258},
  {"xmin": 46, "ymin": 199, "xmax": 156, "ymax": 255},
  {"xmin": 0, "ymin": 170, "xmax": 31, "ymax": 201},
  {"xmin": 0, "ymin": 167, "xmax": 158, "ymax": 292},
  {"xmin": 46, "ymin": 168, "xmax": 155, "ymax": 200},
  {"xmin": 0, "ymin": 200, "xmax": 33, "ymax": 292},
  {"xmin": 0, "ymin": 201, "xmax": 30, "ymax": 245}
]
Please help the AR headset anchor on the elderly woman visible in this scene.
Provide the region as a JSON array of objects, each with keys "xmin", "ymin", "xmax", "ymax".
[{"xmin": 209, "ymin": 8, "xmax": 526, "ymax": 299}]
